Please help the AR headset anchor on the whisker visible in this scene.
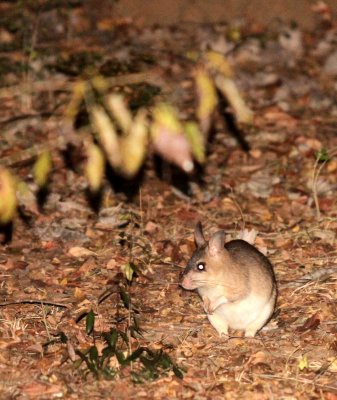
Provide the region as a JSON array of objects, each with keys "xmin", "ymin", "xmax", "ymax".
[{"xmin": 190, "ymin": 279, "xmax": 228, "ymax": 287}]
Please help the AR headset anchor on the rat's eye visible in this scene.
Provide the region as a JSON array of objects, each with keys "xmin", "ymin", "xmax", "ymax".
[{"xmin": 197, "ymin": 262, "xmax": 206, "ymax": 271}]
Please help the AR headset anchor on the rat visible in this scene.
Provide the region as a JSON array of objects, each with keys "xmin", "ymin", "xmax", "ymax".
[{"xmin": 181, "ymin": 222, "xmax": 277, "ymax": 337}]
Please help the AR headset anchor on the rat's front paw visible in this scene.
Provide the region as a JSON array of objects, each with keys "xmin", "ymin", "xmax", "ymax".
[
  {"xmin": 202, "ymin": 297, "xmax": 214, "ymax": 314},
  {"xmin": 202, "ymin": 295, "xmax": 228, "ymax": 315}
]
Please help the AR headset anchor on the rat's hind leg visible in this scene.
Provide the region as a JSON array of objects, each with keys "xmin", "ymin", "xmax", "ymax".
[{"xmin": 244, "ymin": 297, "xmax": 275, "ymax": 337}]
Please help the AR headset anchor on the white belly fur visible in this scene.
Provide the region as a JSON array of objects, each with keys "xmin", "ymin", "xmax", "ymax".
[{"xmin": 212, "ymin": 291, "xmax": 273, "ymax": 331}]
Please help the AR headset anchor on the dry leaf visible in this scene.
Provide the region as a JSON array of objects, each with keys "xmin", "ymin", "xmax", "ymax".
[
  {"xmin": 106, "ymin": 94, "xmax": 132, "ymax": 133},
  {"xmin": 203, "ymin": 51, "xmax": 253, "ymax": 124},
  {"xmin": 195, "ymin": 67, "xmax": 218, "ymax": 134},
  {"xmin": 106, "ymin": 259, "xmax": 117, "ymax": 269},
  {"xmin": 325, "ymin": 392, "xmax": 337, "ymax": 400},
  {"xmin": 296, "ymin": 312, "xmax": 321, "ymax": 332},
  {"xmin": 68, "ymin": 247, "xmax": 96, "ymax": 258},
  {"xmin": 152, "ymin": 129, "xmax": 193, "ymax": 172},
  {"xmin": 74, "ymin": 287, "xmax": 84, "ymax": 298},
  {"xmin": 236, "ymin": 229, "xmax": 258, "ymax": 245},
  {"xmin": 327, "ymin": 159, "xmax": 337, "ymax": 172},
  {"xmin": 298, "ymin": 355, "xmax": 309, "ymax": 371},
  {"xmin": 245, "ymin": 170, "xmax": 280, "ymax": 198},
  {"xmin": 120, "ymin": 109, "xmax": 148, "ymax": 177},
  {"xmin": 184, "ymin": 122, "xmax": 205, "ymax": 164},
  {"xmin": 310, "ymin": 229, "xmax": 335, "ymax": 245},
  {"xmin": 91, "ymin": 75, "xmax": 109, "ymax": 93},
  {"xmin": 66, "ymin": 80, "xmax": 87, "ymax": 119},
  {"xmin": 16, "ymin": 181, "xmax": 39, "ymax": 215},
  {"xmin": 90, "ymin": 105, "xmax": 121, "ymax": 168},
  {"xmin": 67, "ymin": 341, "xmax": 77, "ymax": 362},
  {"xmin": 151, "ymin": 103, "xmax": 194, "ymax": 172},
  {"xmin": 215, "ymin": 75, "xmax": 253, "ymax": 124},
  {"xmin": 26, "ymin": 343, "xmax": 43, "ymax": 355},
  {"xmin": 0, "ymin": 168, "xmax": 17, "ymax": 224},
  {"xmin": 204, "ymin": 51, "xmax": 233, "ymax": 78},
  {"xmin": 144, "ymin": 221, "xmax": 159, "ymax": 234},
  {"xmin": 279, "ymin": 28, "xmax": 303, "ymax": 57},
  {"xmin": 20, "ymin": 382, "xmax": 64, "ymax": 397},
  {"xmin": 85, "ymin": 142, "xmax": 105, "ymax": 192},
  {"xmin": 33, "ymin": 150, "xmax": 53, "ymax": 187},
  {"xmin": 248, "ymin": 351, "xmax": 267, "ymax": 366},
  {"xmin": 327, "ymin": 358, "xmax": 337, "ymax": 373}
]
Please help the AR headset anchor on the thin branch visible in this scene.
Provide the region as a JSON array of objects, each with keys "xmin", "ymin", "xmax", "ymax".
[
  {"xmin": 281, "ymin": 266, "xmax": 337, "ymax": 288},
  {"xmin": 0, "ymin": 300, "xmax": 70, "ymax": 308}
]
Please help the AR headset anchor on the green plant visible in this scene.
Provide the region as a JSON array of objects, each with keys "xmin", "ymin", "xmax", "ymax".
[
  {"xmin": 73, "ymin": 263, "xmax": 184, "ymax": 382},
  {"xmin": 74, "ymin": 323, "xmax": 183, "ymax": 382}
]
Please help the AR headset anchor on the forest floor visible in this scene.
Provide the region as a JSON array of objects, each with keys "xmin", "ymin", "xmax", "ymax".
[{"xmin": 0, "ymin": 1, "xmax": 337, "ymax": 399}]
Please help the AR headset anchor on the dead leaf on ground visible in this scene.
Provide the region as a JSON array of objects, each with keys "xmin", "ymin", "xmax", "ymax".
[{"xmin": 67, "ymin": 247, "xmax": 96, "ymax": 257}]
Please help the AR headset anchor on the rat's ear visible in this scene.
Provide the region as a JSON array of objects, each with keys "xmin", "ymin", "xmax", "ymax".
[
  {"xmin": 208, "ymin": 230, "xmax": 225, "ymax": 256},
  {"xmin": 194, "ymin": 221, "xmax": 206, "ymax": 248}
]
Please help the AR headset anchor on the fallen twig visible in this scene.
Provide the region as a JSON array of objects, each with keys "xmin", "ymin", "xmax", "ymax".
[
  {"xmin": 0, "ymin": 299, "xmax": 70, "ymax": 308},
  {"xmin": 281, "ymin": 266, "xmax": 337, "ymax": 288}
]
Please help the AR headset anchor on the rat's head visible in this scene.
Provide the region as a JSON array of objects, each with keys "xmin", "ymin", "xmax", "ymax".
[{"xmin": 181, "ymin": 222, "xmax": 230, "ymax": 290}]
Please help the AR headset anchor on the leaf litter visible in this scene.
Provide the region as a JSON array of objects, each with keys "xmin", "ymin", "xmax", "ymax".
[{"xmin": 0, "ymin": 1, "xmax": 337, "ymax": 399}]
